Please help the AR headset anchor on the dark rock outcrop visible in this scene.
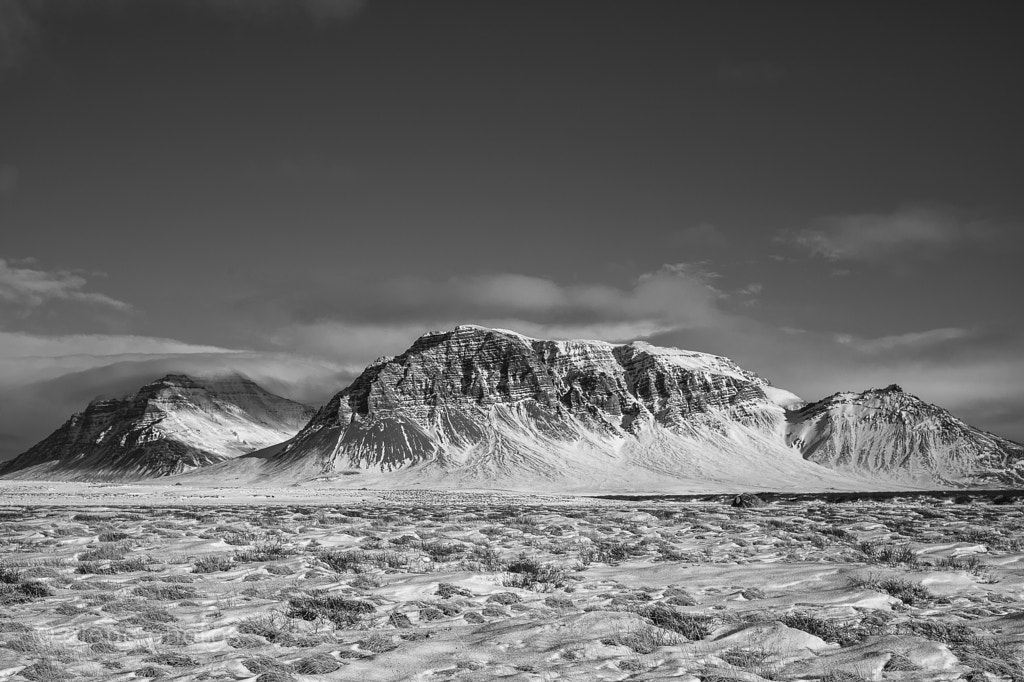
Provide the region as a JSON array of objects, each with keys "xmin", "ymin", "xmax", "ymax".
[{"xmin": 269, "ymin": 325, "xmax": 797, "ymax": 482}]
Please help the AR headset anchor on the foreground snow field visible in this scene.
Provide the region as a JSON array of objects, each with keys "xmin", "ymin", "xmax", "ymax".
[{"xmin": 0, "ymin": 489, "xmax": 1022, "ymax": 681}]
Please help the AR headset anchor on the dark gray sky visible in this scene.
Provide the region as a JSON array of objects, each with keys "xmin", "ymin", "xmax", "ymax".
[{"xmin": 1, "ymin": 0, "xmax": 1022, "ymax": 459}]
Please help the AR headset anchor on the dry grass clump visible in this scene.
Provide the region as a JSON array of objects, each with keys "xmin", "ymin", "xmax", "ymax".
[
  {"xmin": 294, "ymin": 652, "xmax": 341, "ymax": 674},
  {"xmin": 900, "ymin": 621, "xmax": 1024, "ymax": 680},
  {"xmin": 858, "ymin": 541, "xmax": 919, "ymax": 567},
  {"xmin": 19, "ymin": 659, "xmax": 72, "ymax": 681},
  {"xmin": 0, "ymin": 566, "xmax": 54, "ymax": 604},
  {"xmin": 436, "ymin": 582, "xmax": 472, "ymax": 599},
  {"xmin": 226, "ymin": 633, "xmax": 265, "ymax": 649},
  {"xmin": 191, "ymin": 554, "xmax": 233, "ymax": 573},
  {"xmin": 632, "ymin": 604, "xmax": 716, "ymax": 640},
  {"xmin": 948, "ymin": 527, "xmax": 1024, "ymax": 551},
  {"xmin": 848, "ymin": 574, "xmax": 932, "ymax": 606},
  {"xmin": 122, "ymin": 604, "xmax": 179, "ymax": 630},
  {"xmin": 936, "ymin": 554, "xmax": 987, "ymax": 574},
  {"xmin": 222, "ymin": 530, "xmax": 259, "ymax": 545},
  {"xmin": 501, "ymin": 554, "xmax": 569, "ymax": 591},
  {"xmin": 720, "ymin": 646, "xmax": 772, "ymax": 667},
  {"xmin": 576, "ymin": 538, "xmax": 645, "ymax": 566},
  {"xmin": 318, "ymin": 548, "xmax": 409, "ymax": 573},
  {"xmin": 236, "ymin": 613, "xmax": 297, "ymax": 644},
  {"xmin": 78, "ymin": 543, "xmax": 130, "ymax": 562},
  {"xmin": 135, "ymin": 664, "xmax": 167, "ymax": 678},
  {"xmin": 234, "ymin": 537, "xmax": 296, "ymax": 563},
  {"xmin": 601, "ymin": 623, "xmax": 682, "ymax": 654},
  {"xmin": 287, "ymin": 590, "xmax": 375, "ymax": 626},
  {"xmin": 780, "ymin": 612, "xmax": 856, "ymax": 645},
  {"xmin": 2, "ymin": 633, "xmax": 79, "ymax": 663},
  {"xmin": 132, "ymin": 583, "xmax": 200, "ymax": 600},
  {"xmin": 97, "ymin": 530, "xmax": 131, "ymax": 543},
  {"xmin": 318, "ymin": 549, "xmax": 367, "ymax": 573},
  {"xmin": 359, "ymin": 633, "xmax": 399, "ymax": 653},
  {"xmin": 241, "ymin": 656, "xmax": 290, "ymax": 675}
]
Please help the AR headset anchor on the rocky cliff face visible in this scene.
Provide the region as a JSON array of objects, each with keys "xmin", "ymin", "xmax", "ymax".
[
  {"xmin": 0, "ymin": 374, "xmax": 314, "ymax": 481},
  {"xmin": 786, "ymin": 384, "xmax": 1024, "ymax": 486},
  {"xmin": 264, "ymin": 325, "xmax": 851, "ymax": 490}
]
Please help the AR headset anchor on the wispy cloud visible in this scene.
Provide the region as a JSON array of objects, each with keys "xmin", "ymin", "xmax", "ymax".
[
  {"xmin": 833, "ymin": 327, "xmax": 972, "ymax": 354},
  {"xmin": 781, "ymin": 205, "xmax": 998, "ymax": 262},
  {"xmin": 736, "ymin": 282, "xmax": 763, "ymax": 305},
  {"xmin": 0, "ymin": 331, "xmax": 233, "ymax": 361},
  {"xmin": 0, "ymin": 258, "xmax": 131, "ymax": 311},
  {"xmin": 266, "ymin": 264, "xmax": 730, "ymax": 363}
]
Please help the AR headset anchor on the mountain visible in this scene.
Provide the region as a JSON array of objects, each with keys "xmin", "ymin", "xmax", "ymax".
[
  {"xmin": 215, "ymin": 325, "xmax": 879, "ymax": 492},
  {"xmin": 11, "ymin": 327, "xmax": 1020, "ymax": 491},
  {"xmin": 0, "ymin": 374, "xmax": 315, "ymax": 481},
  {"xmin": 786, "ymin": 384, "xmax": 1024, "ymax": 487}
]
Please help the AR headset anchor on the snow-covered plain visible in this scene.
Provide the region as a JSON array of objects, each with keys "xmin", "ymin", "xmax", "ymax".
[{"xmin": 0, "ymin": 489, "xmax": 1022, "ymax": 681}]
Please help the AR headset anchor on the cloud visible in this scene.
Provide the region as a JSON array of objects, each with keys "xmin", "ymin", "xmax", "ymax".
[
  {"xmin": 737, "ymin": 282, "xmax": 763, "ymax": 296},
  {"xmin": 0, "ymin": 164, "xmax": 19, "ymax": 194},
  {"xmin": 266, "ymin": 264, "xmax": 730, "ymax": 363},
  {"xmin": 0, "ymin": 332, "xmax": 349, "ymax": 462},
  {"xmin": 716, "ymin": 61, "xmax": 786, "ymax": 86},
  {"xmin": 833, "ymin": 327, "xmax": 972, "ymax": 354},
  {"xmin": 0, "ymin": 258, "xmax": 131, "ymax": 311},
  {"xmin": 0, "ymin": 331, "xmax": 241, "ymax": 387},
  {"xmin": 782, "ymin": 205, "xmax": 998, "ymax": 262},
  {"xmin": 0, "ymin": 330, "xmax": 234, "ymax": 360}
]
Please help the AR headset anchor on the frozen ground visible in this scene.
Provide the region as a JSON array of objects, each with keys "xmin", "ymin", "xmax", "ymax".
[{"xmin": 0, "ymin": 489, "xmax": 1023, "ymax": 681}]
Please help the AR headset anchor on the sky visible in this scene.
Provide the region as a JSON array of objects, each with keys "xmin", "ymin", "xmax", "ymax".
[{"xmin": 1, "ymin": 0, "xmax": 1022, "ymax": 460}]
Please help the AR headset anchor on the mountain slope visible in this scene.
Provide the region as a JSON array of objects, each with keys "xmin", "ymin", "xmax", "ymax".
[
  {"xmin": 0, "ymin": 374, "xmax": 314, "ymax": 481},
  {"xmin": 786, "ymin": 384, "xmax": 1024, "ymax": 486},
  {"xmin": 232, "ymin": 325, "xmax": 878, "ymax": 492}
]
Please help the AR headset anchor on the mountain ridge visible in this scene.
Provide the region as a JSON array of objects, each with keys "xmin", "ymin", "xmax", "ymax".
[{"xmin": 5, "ymin": 326, "xmax": 1021, "ymax": 491}]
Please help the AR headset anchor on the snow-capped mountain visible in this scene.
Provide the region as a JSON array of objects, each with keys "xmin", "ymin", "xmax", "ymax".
[
  {"xmin": 786, "ymin": 384, "xmax": 1024, "ymax": 486},
  {"xmin": 0, "ymin": 374, "xmax": 315, "ymax": 481},
  {"xmin": 8, "ymin": 327, "xmax": 1021, "ymax": 491},
  {"xmin": 229, "ymin": 325, "xmax": 878, "ymax": 491}
]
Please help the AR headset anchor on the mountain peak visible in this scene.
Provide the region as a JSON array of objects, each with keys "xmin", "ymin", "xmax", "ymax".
[
  {"xmin": 267, "ymin": 327, "xmax": 805, "ymax": 488},
  {"xmin": 788, "ymin": 383, "xmax": 1024, "ymax": 486},
  {"xmin": 1, "ymin": 374, "xmax": 315, "ymax": 482}
]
